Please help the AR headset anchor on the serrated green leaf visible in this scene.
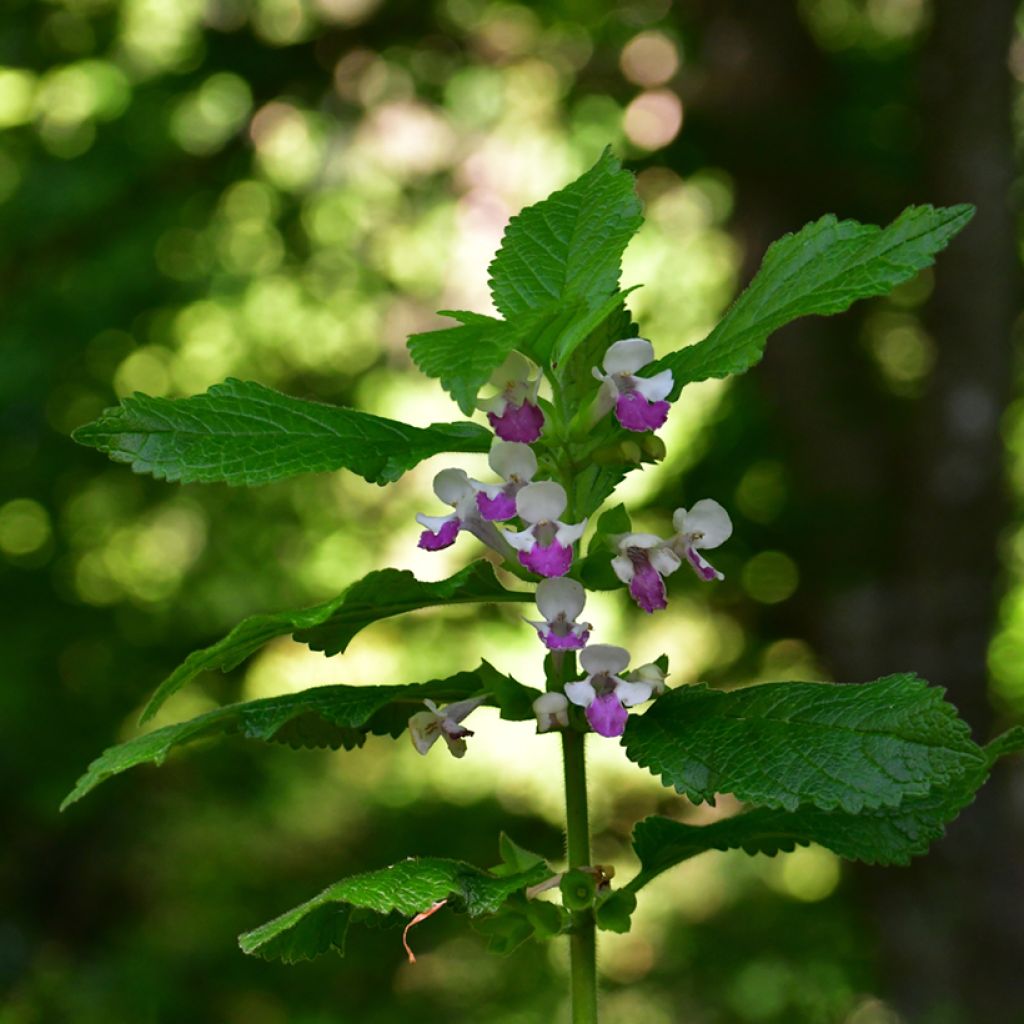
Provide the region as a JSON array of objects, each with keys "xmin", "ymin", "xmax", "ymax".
[
  {"xmin": 623, "ymin": 675, "xmax": 984, "ymax": 813},
  {"xmin": 62, "ymin": 663, "xmax": 536, "ymax": 810},
  {"xmin": 655, "ymin": 204, "xmax": 975, "ymax": 393},
  {"xmin": 488, "ymin": 148, "xmax": 643, "ymax": 322},
  {"xmin": 496, "ymin": 833, "xmax": 548, "ymax": 875},
  {"xmin": 239, "ymin": 857, "xmax": 548, "ymax": 963},
  {"xmin": 72, "ymin": 378, "xmax": 491, "ymax": 486},
  {"xmin": 140, "ymin": 561, "xmax": 531, "ymax": 724},
  {"xmin": 407, "ymin": 308, "xmax": 550, "ymax": 415},
  {"xmin": 626, "ymin": 727, "xmax": 1024, "ymax": 891}
]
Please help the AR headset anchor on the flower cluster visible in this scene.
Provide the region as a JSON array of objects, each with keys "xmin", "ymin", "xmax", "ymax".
[{"xmin": 408, "ymin": 336, "xmax": 734, "ymax": 754}]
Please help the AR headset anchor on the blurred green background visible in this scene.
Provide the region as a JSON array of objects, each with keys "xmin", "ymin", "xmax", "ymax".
[{"xmin": 3, "ymin": 0, "xmax": 1023, "ymax": 1021}]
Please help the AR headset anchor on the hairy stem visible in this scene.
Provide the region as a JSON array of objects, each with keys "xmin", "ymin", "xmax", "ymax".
[
  {"xmin": 562, "ymin": 727, "xmax": 598, "ymax": 1023},
  {"xmin": 550, "ymin": 645, "xmax": 598, "ymax": 1024}
]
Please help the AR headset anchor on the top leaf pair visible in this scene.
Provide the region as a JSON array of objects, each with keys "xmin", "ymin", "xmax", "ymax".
[{"xmin": 71, "ymin": 148, "xmax": 973, "ymax": 491}]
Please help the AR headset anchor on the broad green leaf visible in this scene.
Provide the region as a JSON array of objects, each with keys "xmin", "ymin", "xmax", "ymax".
[
  {"xmin": 140, "ymin": 561, "xmax": 531, "ymax": 724},
  {"xmin": 488, "ymin": 148, "xmax": 643, "ymax": 322},
  {"xmin": 72, "ymin": 378, "xmax": 491, "ymax": 486},
  {"xmin": 656, "ymin": 204, "xmax": 975, "ymax": 393},
  {"xmin": 61, "ymin": 664, "xmax": 536, "ymax": 810},
  {"xmin": 239, "ymin": 856, "xmax": 549, "ymax": 963},
  {"xmin": 626, "ymin": 728, "xmax": 1024, "ymax": 891},
  {"xmin": 547, "ymin": 288, "xmax": 638, "ymax": 369},
  {"xmin": 623, "ymin": 675, "xmax": 984, "ymax": 813},
  {"xmin": 407, "ymin": 309, "xmax": 544, "ymax": 415}
]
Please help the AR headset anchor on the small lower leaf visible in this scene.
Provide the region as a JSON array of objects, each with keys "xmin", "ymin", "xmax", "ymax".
[{"xmin": 240, "ymin": 857, "xmax": 549, "ymax": 963}]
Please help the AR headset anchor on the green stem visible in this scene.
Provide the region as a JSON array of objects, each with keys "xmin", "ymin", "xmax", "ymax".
[{"xmin": 562, "ymin": 726, "xmax": 598, "ymax": 1023}]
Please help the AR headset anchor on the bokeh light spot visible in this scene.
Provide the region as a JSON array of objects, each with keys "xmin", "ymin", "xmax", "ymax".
[
  {"xmin": 736, "ymin": 460, "xmax": 787, "ymax": 524},
  {"xmin": 0, "ymin": 68, "xmax": 36, "ymax": 127},
  {"xmin": 620, "ymin": 31, "xmax": 679, "ymax": 87},
  {"xmin": 0, "ymin": 499, "xmax": 52, "ymax": 557},
  {"xmin": 623, "ymin": 89, "xmax": 683, "ymax": 150},
  {"xmin": 170, "ymin": 72, "xmax": 252, "ymax": 155},
  {"xmin": 741, "ymin": 551, "xmax": 799, "ymax": 604},
  {"xmin": 768, "ymin": 845, "xmax": 841, "ymax": 902}
]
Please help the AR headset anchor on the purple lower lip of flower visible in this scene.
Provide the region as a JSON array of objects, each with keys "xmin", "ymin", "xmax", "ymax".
[
  {"xmin": 586, "ymin": 693, "xmax": 629, "ymax": 737},
  {"xmin": 615, "ymin": 392, "xmax": 670, "ymax": 433},
  {"xmin": 519, "ymin": 539, "xmax": 573, "ymax": 577},
  {"xmin": 476, "ymin": 490, "xmax": 517, "ymax": 521},
  {"xmin": 685, "ymin": 546, "xmax": 722, "ymax": 582},
  {"xmin": 628, "ymin": 560, "xmax": 668, "ymax": 613},
  {"xmin": 488, "ymin": 401, "xmax": 544, "ymax": 443},
  {"xmin": 541, "ymin": 627, "xmax": 590, "ymax": 651},
  {"xmin": 418, "ymin": 518, "xmax": 460, "ymax": 551}
]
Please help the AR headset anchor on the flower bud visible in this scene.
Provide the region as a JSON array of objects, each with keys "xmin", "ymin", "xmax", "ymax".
[{"xmin": 533, "ymin": 691, "xmax": 570, "ymax": 732}]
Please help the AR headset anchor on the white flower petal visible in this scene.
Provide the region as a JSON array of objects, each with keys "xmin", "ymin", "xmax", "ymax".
[
  {"xmin": 536, "ymin": 577, "xmax": 586, "ymax": 622},
  {"xmin": 564, "ymin": 680, "xmax": 597, "ymax": 707},
  {"xmin": 603, "ymin": 337, "xmax": 655, "ymax": 375},
  {"xmin": 444, "ymin": 696, "xmax": 487, "ymax": 723},
  {"xmin": 477, "ymin": 394, "xmax": 507, "ymax": 415},
  {"xmin": 490, "ymin": 350, "xmax": 535, "ymax": 389},
  {"xmin": 416, "ymin": 512, "xmax": 458, "ymax": 532},
  {"xmin": 408, "ymin": 710, "xmax": 441, "ymax": 754},
  {"xmin": 503, "ymin": 527, "xmax": 537, "ymax": 552},
  {"xmin": 516, "ymin": 481, "xmax": 567, "ymax": 524},
  {"xmin": 470, "ymin": 481, "xmax": 504, "ymax": 499},
  {"xmin": 489, "ymin": 440, "xmax": 537, "ymax": 483},
  {"xmin": 633, "ymin": 368, "xmax": 674, "ymax": 403},
  {"xmin": 554, "ymin": 518, "xmax": 587, "ymax": 547},
  {"xmin": 534, "ymin": 692, "xmax": 569, "ymax": 714},
  {"xmin": 650, "ymin": 545, "xmax": 682, "ymax": 577},
  {"xmin": 433, "ymin": 467, "xmax": 474, "ymax": 506},
  {"xmin": 615, "ymin": 679, "xmax": 653, "ymax": 707},
  {"xmin": 617, "ymin": 532, "xmax": 664, "ymax": 552},
  {"xmin": 611, "ymin": 554, "xmax": 634, "ymax": 585},
  {"xmin": 680, "ymin": 499, "xmax": 733, "ymax": 549},
  {"xmin": 579, "ymin": 643, "xmax": 630, "ymax": 677},
  {"xmin": 628, "ymin": 663, "xmax": 668, "ymax": 695}
]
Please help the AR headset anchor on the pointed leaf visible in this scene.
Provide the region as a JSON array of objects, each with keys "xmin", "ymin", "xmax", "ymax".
[
  {"xmin": 656, "ymin": 204, "xmax": 975, "ymax": 393},
  {"xmin": 623, "ymin": 675, "xmax": 984, "ymax": 813},
  {"xmin": 72, "ymin": 378, "xmax": 491, "ymax": 486},
  {"xmin": 62, "ymin": 664, "xmax": 535, "ymax": 809},
  {"xmin": 627, "ymin": 727, "xmax": 1024, "ymax": 890},
  {"xmin": 239, "ymin": 857, "xmax": 549, "ymax": 962},
  {"xmin": 141, "ymin": 561, "xmax": 531, "ymax": 724},
  {"xmin": 488, "ymin": 148, "xmax": 643, "ymax": 321},
  {"xmin": 408, "ymin": 307, "xmax": 555, "ymax": 415}
]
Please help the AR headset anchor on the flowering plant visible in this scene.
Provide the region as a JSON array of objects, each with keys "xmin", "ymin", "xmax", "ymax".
[{"xmin": 64, "ymin": 151, "xmax": 1022, "ymax": 1022}]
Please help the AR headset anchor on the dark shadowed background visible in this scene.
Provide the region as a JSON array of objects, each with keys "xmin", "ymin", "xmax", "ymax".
[{"xmin": 2, "ymin": 1, "xmax": 1023, "ymax": 1022}]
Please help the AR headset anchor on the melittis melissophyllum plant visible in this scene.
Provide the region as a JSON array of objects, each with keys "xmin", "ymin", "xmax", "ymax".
[{"xmin": 64, "ymin": 149, "xmax": 1024, "ymax": 1022}]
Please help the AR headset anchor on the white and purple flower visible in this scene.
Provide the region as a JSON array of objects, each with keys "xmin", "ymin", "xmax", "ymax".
[
  {"xmin": 611, "ymin": 532, "xmax": 681, "ymax": 613},
  {"xmin": 478, "ymin": 351, "xmax": 545, "ymax": 443},
  {"xmin": 527, "ymin": 577, "xmax": 591, "ymax": 651},
  {"xmin": 416, "ymin": 467, "xmax": 510, "ymax": 554},
  {"xmin": 532, "ymin": 691, "xmax": 570, "ymax": 733},
  {"xmin": 408, "ymin": 696, "xmax": 486, "ymax": 758},
  {"xmin": 564, "ymin": 644, "xmax": 654, "ymax": 738},
  {"xmin": 624, "ymin": 662, "xmax": 669, "ymax": 697},
  {"xmin": 505, "ymin": 481, "xmax": 587, "ymax": 578},
  {"xmin": 670, "ymin": 500, "xmax": 732, "ymax": 581},
  {"xmin": 592, "ymin": 337, "xmax": 674, "ymax": 433},
  {"xmin": 472, "ymin": 441, "xmax": 537, "ymax": 522}
]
